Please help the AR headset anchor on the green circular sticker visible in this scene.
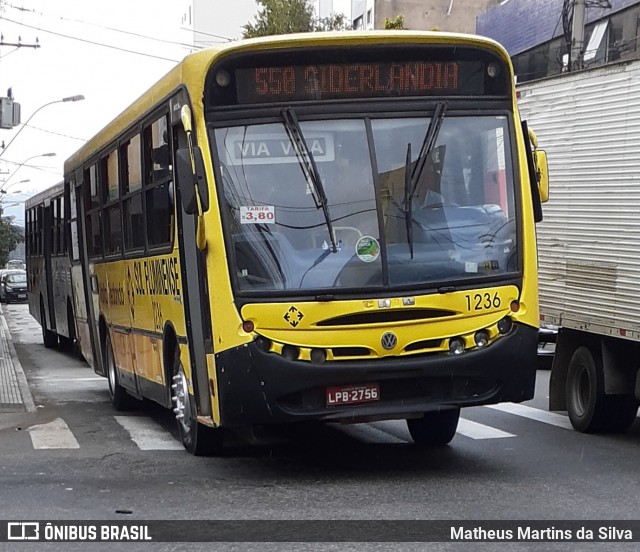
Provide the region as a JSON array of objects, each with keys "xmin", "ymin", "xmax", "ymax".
[{"xmin": 355, "ymin": 236, "xmax": 380, "ymax": 263}]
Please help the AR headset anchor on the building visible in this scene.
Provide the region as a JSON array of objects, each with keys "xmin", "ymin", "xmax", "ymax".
[
  {"xmin": 351, "ymin": 0, "xmax": 500, "ymax": 33},
  {"xmin": 180, "ymin": 0, "xmax": 259, "ymax": 50},
  {"xmin": 477, "ymin": 0, "xmax": 640, "ymax": 82},
  {"xmin": 312, "ymin": 0, "xmax": 352, "ymax": 19}
]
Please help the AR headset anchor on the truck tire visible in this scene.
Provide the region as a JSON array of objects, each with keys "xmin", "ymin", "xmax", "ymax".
[
  {"xmin": 407, "ymin": 408, "xmax": 460, "ymax": 446},
  {"xmin": 566, "ymin": 346, "xmax": 637, "ymax": 433},
  {"xmin": 566, "ymin": 346, "xmax": 605, "ymax": 432}
]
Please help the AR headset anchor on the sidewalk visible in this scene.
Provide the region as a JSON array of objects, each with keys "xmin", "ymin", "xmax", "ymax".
[{"xmin": 0, "ymin": 304, "xmax": 36, "ymax": 415}]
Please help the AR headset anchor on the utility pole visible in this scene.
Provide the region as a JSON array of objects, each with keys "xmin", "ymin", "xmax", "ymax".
[{"xmin": 570, "ymin": 0, "xmax": 586, "ymax": 71}]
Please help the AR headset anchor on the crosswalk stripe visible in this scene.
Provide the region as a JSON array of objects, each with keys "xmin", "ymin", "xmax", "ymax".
[
  {"xmin": 114, "ymin": 416, "xmax": 184, "ymax": 450},
  {"xmin": 486, "ymin": 403, "xmax": 573, "ymax": 430},
  {"xmin": 28, "ymin": 418, "xmax": 80, "ymax": 449},
  {"xmin": 457, "ymin": 418, "xmax": 515, "ymax": 439},
  {"xmin": 20, "ymin": 404, "xmax": 573, "ymax": 452}
]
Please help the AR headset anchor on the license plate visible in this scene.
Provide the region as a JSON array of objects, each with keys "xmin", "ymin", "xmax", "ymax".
[
  {"xmin": 326, "ymin": 383, "xmax": 380, "ymax": 406},
  {"xmin": 18, "ymin": 294, "xmax": 26, "ymax": 299}
]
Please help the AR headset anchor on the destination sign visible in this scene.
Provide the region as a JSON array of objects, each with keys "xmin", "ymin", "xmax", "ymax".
[
  {"xmin": 224, "ymin": 133, "xmax": 334, "ymax": 165},
  {"xmin": 235, "ymin": 61, "xmax": 484, "ymax": 103}
]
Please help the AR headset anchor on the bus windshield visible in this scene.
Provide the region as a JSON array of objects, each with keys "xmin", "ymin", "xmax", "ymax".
[{"xmin": 213, "ymin": 115, "xmax": 517, "ymax": 293}]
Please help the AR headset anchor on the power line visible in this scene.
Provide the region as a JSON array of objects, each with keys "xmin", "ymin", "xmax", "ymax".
[
  {"xmin": 24, "ymin": 123, "xmax": 87, "ymax": 142},
  {"xmin": 0, "ymin": 14, "xmax": 181, "ymax": 62},
  {"xmin": 4, "ymin": 2, "xmax": 198, "ymax": 50},
  {"xmin": 0, "ymin": 157, "xmax": 60, "ymax": 177},
  {"xmin": 180, "ymin": 26, "xmax": 233, "ymax": 42}
]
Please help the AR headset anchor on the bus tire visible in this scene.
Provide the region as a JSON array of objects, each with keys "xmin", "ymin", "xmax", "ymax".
[
  {"xmin": 40, "ymin": 302, "xmax": 58, "ymax": 349},
  {"xmin": 171, "ymin": 346, "xmax": 224, "ymax": 456},
  {"xmin": 566, "ymin": 346, "xmax": 606, "ymax": 433},
  {"xmin": 407, "ymin": 407, "xmax": 460, "ymax": 447},
  {"xmin": 105, "ymin": 331, "xmax": 134, "ymax": 411},
  {"xmin": 58, "ymin": 301, "xmax": 76, "ymax": 352}
]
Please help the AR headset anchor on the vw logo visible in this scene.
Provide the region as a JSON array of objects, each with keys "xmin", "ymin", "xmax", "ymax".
[{"xmin": 381, "ymin": 332, "xmax": 398, "ymax": 350}]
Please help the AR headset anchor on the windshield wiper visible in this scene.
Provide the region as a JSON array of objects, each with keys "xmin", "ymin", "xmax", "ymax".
[
  {"xmin": 281, "ymin": 107, "xmax": 337, "ymax": 253},
  {"xmin": 403, "ymin": 101, "xmax": 448, "ymax": 259}
]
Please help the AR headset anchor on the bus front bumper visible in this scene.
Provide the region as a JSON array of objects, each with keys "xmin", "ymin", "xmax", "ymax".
[{"xmin": 214, "ymin": 323, "xmax": 537, "ymax": 427}]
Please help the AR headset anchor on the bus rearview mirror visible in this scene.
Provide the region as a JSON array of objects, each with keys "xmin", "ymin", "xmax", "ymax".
[
  {"xmin": 534, "ymin": 149, "xmax": 549, "ymax": 203},
  {"xmin": 176, "ymin": 146, "xmax": 210, "ymax": 215}
]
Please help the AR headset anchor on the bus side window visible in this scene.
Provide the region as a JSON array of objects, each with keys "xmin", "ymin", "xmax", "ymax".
[
  {"xmin": 122, "ymin": 134, "xmax": 145, "ymax": 251},
  {"xmin": 144, "ymin": 115, "xmax": 174, "ymax": 247}
]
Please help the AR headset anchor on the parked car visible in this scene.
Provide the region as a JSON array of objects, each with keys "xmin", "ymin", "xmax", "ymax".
[{"xmin": 0, "ymin": 270, "xmax": 27, "ymax": 303}]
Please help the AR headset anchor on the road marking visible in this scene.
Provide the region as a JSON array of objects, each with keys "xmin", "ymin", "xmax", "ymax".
[
  {"xmin": 457, "ymin": 418, "xmax": 515, "ymax": 439},
  {"xmin": 114, "ymin": 416, "xmax": 183, "ymax": 450},
  {"xmin": 33, "ymin": 377, "xmax": 105, "ymax": 382},
  {"xmin": 486, "ymin": 403, "xmax": 573, "ymax": 430},
  {"xmin": 28, "ymin": 418, "xmax": 80, "ymax": 449}
]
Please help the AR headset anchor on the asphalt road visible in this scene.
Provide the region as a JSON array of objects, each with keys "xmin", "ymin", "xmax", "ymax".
[{"xmin": 1, "ymin": 303, "xmax": 639, "ymax": 551}]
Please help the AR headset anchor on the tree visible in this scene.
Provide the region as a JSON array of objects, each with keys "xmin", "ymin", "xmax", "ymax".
[
  {"xmin": 243, "ymin": 0, "xmax": 349, "ymax": 39},
  {"xmin": 384, "ymin": 14, "xmax": 406, "ymax": 30},
  {"xmin": 0, "ymin": 210, "xmax": 23, "ymax": 268}
]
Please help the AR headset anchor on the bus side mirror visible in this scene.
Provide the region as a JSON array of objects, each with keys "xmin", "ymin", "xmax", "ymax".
[
  {"xmin": 534, "ymin": 149, "xmax": 549, "ymax": 203},
  {"xmin": 176, "ymin": 146, "xmax": 210, "ymax": 215}
]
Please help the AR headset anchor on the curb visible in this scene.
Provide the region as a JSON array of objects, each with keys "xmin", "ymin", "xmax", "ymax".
[{"xmin": 0, "ymin": 305, "xmax": 37, "ymax": 413}]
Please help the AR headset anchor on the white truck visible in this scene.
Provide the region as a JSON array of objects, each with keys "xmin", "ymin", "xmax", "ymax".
[{"xmin": 518, "ymin": 59, "xmax": 640, "ymax": 433}]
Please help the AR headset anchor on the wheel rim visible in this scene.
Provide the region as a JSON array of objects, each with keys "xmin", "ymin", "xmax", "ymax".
[
  {"xmin": 172, "ymin": 366, "xmax": 193, "ymax": 436},
  {"xmin": 572, "ymin": 364, "xmax": 590, "ymax": 417},
  {"xmin": 106, "ymin": 341, "xmax": 117, "ymax": 399}
]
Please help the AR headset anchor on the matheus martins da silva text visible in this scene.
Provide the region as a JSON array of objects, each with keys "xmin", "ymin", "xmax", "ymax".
[{"xmin": 451, "ymin": 525, "xmax": 633, "ymax": 541}]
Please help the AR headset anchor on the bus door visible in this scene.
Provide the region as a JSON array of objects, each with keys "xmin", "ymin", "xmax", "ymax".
[
  {"xmin": 170, "ymin": 95, "xmax": 214, "ymax": 421},
  {"xmin": 72, "ymin": 170, "xmax": 102, "ymax": 374},
  {"xmin": 42, "ymin": 200, "xmax": 56, "ymax": 332}
]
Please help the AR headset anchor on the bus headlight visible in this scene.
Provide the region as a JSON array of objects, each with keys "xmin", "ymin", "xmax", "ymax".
[
  {"xmin": 282, "ymin": 345, "xmax": 300, "ymax": 361},
  {"xmin": 497, "ymin": 316, "xmax": 513, "ymax": 335},
  {"xmin": 449, "ymin": 336, "xmax": 465, "ymax": 355},
  {"xmin": 474, "ymin": 330, "xmax": 490, "ymax": 348},
  {"xmin": 310, "ymin": 348, "xmax": 326, "ymax": 365}
]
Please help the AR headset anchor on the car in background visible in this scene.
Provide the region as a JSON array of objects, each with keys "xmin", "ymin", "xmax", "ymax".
[{"xmin": 0, "ymin": 269, "xmax": 27, "ymax": 304}]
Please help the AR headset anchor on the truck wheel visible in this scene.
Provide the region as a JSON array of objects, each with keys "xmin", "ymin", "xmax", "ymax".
[
  {"xmin": 171, "ymin": 346, "xmax": 224, "ymax": 456},
  {"xmin": 566, "ymin": 346, "xmax": 606, "ymax": 432},
  {"xmin": 407, "ymin": 408, "xmax": 460, "ymax": 446}
]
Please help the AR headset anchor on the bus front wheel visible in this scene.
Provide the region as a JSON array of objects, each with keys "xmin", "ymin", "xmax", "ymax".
[
  {"xmin": 407, "ymin": 408, "xmax": 460, "ymax": 446},
  {"xmin": 171, "ymin": 347, "xmax": 224, "ymax": 456}
]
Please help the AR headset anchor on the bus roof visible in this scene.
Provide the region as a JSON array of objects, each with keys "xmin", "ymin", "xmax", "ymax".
[
  {"xmin": 64, "ymin": 31, "xmax": 510, "ymax": 173},
  {"xmin": 25, "ymin": 181, "xmax": 64, "ymax": 210}
]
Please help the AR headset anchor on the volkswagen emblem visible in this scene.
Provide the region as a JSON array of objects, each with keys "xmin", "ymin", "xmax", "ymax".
[{"xmin": 381, "ymin": 332, "xmax": 398, "ymax": 350}]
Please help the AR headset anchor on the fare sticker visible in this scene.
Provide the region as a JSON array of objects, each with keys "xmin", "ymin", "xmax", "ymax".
[{"xmin": 240, "ymin": 205, "xmax": 275, "ymax": 224}]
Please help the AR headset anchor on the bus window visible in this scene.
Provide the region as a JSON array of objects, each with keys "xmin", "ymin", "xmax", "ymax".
[
  {"xmin": 123, "ymin": 134, "xmax": 145, "ymax": 251},
  {"xmin": 145, "ymin": 115, "xmax": 173, "ymax": 247},
  {"xmin": 102, "ymin": 150, "xmax": 122, "ymax": 255}
]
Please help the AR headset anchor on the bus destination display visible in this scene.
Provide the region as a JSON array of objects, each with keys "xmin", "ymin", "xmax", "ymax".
[{"xmin": 235, "ymin": 61, "xmax": 484, "ymax": 103}]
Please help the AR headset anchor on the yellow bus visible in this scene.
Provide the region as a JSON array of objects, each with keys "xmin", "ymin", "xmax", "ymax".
[{"xmin": 56, "ymin": 31, "xmax": 548, "ymax": 455}]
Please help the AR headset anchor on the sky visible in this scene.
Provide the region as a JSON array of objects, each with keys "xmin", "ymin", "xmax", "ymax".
[
  {"xmin": 0, "ymin": 0, "xmax": 262, "ymax": 225},
  {"xmin": 0, "ymin": 0, "xmax": 353, "ymax": 225}
]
